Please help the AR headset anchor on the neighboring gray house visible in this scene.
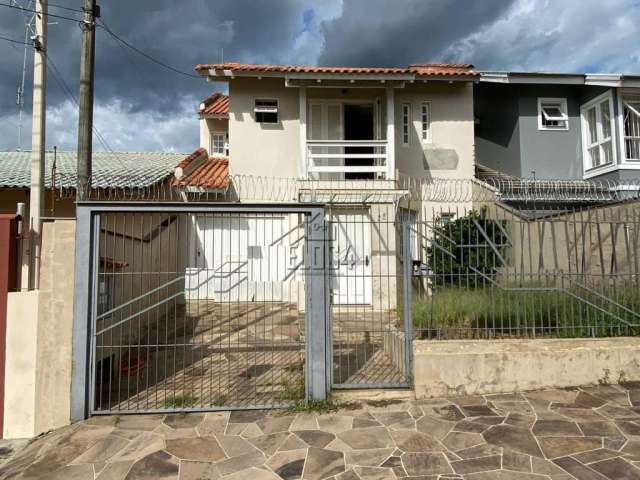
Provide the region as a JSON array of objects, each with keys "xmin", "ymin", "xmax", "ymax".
[{"xmin": 474, "ymin": 72, "xmax": 640, "ymax": 182}]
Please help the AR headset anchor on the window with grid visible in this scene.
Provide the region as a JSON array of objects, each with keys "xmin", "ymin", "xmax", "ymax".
[
  {"xmin": 538, "ymin": 98, "xmax": 569, "ymax": 130},
  {"xmin": 402, "ymin": 103, "xmax": 411, "ymax": 145},
  {"xmin": 581, "ymin": 92, "xmax": 615, "ymax": 170},
  {"xmin": 421, "ymin": 102, "xmax": 431, "ymax": 143},
  {"xmin": 210, "ymin": 133, "xmax": 227, "ymax": 156},
  {"xmin": 254, "ymin": 99, "xmax": 278, "ymax": 123},
  {"xmin": 622, "ymin": 95, "xmax": 640, "ymax": 161}
]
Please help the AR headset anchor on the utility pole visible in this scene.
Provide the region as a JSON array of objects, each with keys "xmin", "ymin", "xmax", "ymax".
[
  {"xmin": 28, "ymin": 0, "xmax": 46, "ymax": 290},
  {"xmin": 77, "ymin": 0, "xmax": 97, "ymax": 200}
]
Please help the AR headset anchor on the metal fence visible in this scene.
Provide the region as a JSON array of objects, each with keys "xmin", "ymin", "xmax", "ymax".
[
  {"xmin": 78, "ymin": 204, "xmax": 329, "ymax": 415},
  {"xmin": 67, "ymin": 175, "xmax": 640, "ymax": 415},
  {"xmin": 407, "ymin": 200, "xmax": 640, "ymax": 340}
]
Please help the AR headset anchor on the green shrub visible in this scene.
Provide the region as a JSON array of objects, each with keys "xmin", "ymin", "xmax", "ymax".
[{"xmin": 426, "ymin": 209, "xmax": 508, "ymax": 289}]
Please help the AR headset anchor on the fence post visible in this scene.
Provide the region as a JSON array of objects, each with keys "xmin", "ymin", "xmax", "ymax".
[
  {"xmin": 402, "ymin": 221, "xmax": 413, "ymax": 385},
  {"xmin": 305, "ymin": 209, "xmax": 330, "ymax": 401},
  {"xmin": 70, "ymin": 205, "xmax": 97, "ymax": 421}
]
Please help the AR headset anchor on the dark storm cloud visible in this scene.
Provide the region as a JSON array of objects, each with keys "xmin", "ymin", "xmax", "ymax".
[
  {"xmin": 0, "ymin": 0, "xmax": 322, "ymax": 150},
  {"xmin": 318, "ymin": 0, "xmax": 516, "ymax": 67},
  {"xmin": 1, "ymin": 0, "xmax": 639, "ymax": 151}
]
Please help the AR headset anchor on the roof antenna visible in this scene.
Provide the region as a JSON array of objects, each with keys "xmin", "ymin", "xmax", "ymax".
[{"xmin": 220, "ymin": 47, "xmax": 224, "ymax": 64}]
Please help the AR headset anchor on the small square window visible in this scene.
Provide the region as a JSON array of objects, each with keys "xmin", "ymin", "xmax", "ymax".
[
  {"xmin": 210, "ymin": 133, "xmax": 227, "ymax": 156},
  {"xmin": 254, "ymin": 99, "xmax": 278, "ymax": 123},
  {"xmin": 538, "ymin": 98, "xmax": 569, "ymax": 130}
]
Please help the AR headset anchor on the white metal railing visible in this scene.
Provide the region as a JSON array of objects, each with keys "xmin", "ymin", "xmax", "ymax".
[{"xmin": 306, "ymin": 140, "xmax": 387, "ymax": 178}]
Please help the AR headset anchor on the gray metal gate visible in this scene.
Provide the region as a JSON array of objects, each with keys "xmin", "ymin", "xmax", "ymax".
[
  {"xmin": 71, "ymin": 203, "xmax": 329, "ymax": 417},
  {"xmin": 327, "ymin": 205, "xmax": 413, "ymax": 389}
]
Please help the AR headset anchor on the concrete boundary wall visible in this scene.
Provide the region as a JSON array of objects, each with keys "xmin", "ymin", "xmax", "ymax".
[
  {"xmin": 3, "ymin": 291, "xmax": 38, "ymax": 438},
  {"xmin": 413, "ymin": 337, "xmax": 640, "ymax": 398},
  {"xmin": 3, "ymin": 220, "xmax": 75, "ymax": 439}
]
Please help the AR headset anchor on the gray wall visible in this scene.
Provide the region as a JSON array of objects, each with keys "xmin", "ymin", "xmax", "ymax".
[
  {"xmin": 474, "ymin": 84, "xmax": 522, "ymax": 176},
  {"xmin": 475, "ymin": 83, "xmax": 610, "ymax": 180}
]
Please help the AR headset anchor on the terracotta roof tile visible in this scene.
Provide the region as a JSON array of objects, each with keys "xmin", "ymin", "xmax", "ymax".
[
  {"xmin": 176, "ymin": 147, "xmax": 207, "ymax": 169},
  {"xmin": 195, "ymin": 62, "xmax": 477, "ymax": 78},
  {"xmin": 200, "ymin": 92, "xmax": 229, "ymax": 117},
  {"xmin": 173, "ymin": 156, "xmax": 229, "ymax": 190}
]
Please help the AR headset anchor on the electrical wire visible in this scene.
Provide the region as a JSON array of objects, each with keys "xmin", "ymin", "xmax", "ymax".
[
  {"xmin": 0, "ymin": 2, "xmax": 83, "ymax": 23},
  {"xmin": 0, "ymin": 34, "xmax": 32, "ymax": 46},
  {"xmin": 3, "ymin": 3, "xmax": 201, "ymax": 80},
  {"xmin": 98, "ymin": 18, "xmax": 200, "ymax": 79},
  {"xmin": 46, "ymin": 1, "xmax": 84, "ymax": 14},
  {"xmin": 44, "ymin": 51, "xmax": 132, "ymax": 173}
]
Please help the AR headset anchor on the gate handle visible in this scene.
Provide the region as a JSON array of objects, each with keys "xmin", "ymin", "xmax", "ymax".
[{"xmin": 365, "ymin": 255, "xmax": 369, "ymax": 267}]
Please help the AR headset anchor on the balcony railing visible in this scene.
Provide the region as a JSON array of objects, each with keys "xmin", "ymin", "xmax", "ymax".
[{"xmin": 306, "ymin": 140, "xmax": 388, "ymax": 179}]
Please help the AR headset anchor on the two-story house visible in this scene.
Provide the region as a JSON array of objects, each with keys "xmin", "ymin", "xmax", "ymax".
[
  {"xmin": 475, "ymin": 71, "xmax": 640, "ymax": 182},
  {"xmin": 190, "ymin": 62, "xmax": 478, "ymax": 307}
]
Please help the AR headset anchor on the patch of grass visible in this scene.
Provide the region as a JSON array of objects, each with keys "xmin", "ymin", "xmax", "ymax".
[
  {"xmin": 279, "ymin": 378, "xmax": 305, "ymax": 402},
  {"xmin": 284, "ymin": 398, "xmax": 351, "ymax": 414},
  {"xmin": 412, "ymin": 281, "xmax": 640, "ymax": 339},
  {"xmin": 284, "ymin": 362, "xmax": 304, "ymax": 374},
  {"xmin": 162, "ymin": 394, "xmax": 199, "ymax": 409}
]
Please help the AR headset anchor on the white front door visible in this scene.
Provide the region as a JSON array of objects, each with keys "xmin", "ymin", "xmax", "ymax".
[{"xmin": 330, "ymin": 212, "xmax": 372, "ymax": 305}]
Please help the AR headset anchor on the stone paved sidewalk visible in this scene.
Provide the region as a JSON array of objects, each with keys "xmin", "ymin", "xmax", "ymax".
[{"xmin": 4, "ymin": 384, "xmax": 640, "ymax": 479}]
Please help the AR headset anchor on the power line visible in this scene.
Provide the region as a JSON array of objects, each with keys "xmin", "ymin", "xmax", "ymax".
[
  {"xmin": 43, "ymin": 51, "xmax": 131, "ymax": 173},
  {"xmin": 0, "ymin": 2, "xmax": 83, "ymax": 23},
  {"xmin": 0, "ymin": 33, "xmax": 32, "ymax": 46},
  {"xmin": 98, "ymin": 18, "xmax": 200, "ymax": 79},
  {"xmin": 46, "ymin": 1, "xmax": 84, "ymax": 13}
]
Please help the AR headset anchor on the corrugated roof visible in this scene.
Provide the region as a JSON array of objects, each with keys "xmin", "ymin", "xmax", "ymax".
[
  {"xmin": 0, "ymin": 151, "xmax": 186, "ymax": 189},
  {"xmin": 196, "ymin": 62, "xmax": 477, "ymax": 78},
  {"xmin": 200, "ymin": 92, "xmax": 229, "ymax": 117}
]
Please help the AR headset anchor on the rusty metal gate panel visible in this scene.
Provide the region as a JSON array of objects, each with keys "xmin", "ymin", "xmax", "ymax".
[{"xmin": 73, "ymin": 204, "xmax": 329, "ymax": 416}]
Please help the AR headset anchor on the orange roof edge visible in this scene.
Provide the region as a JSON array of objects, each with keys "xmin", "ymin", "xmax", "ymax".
[
  {"xmin": 195, "ymin": 62, "xmax": 478, "ymax": 78},
  {"xmin": 173, "ymin": 150, "xmax": 230, "ymax": 191},
  {"xmin": 200, "ymin": 92, "xmax": 229, "ymax": 117}
]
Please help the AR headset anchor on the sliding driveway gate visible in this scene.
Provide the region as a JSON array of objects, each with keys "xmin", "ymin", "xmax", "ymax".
[{"xmin": 71, "ymin": 203, "xmax": 330, "ymax": 417}]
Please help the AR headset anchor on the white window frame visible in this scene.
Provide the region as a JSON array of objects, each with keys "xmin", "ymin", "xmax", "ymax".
[
  {"xmin": 617, "ymin": 91, "xmax": 640, "ymax": 165},
  {"xmin": 580, "ymin": 90, "xmax": 617, "ymax": 177},
  {"xmin": 421, "ymin": 101, "xmax": 432, "ymax": 143},
  {"xmin": 210, "ymin": 131, "xmax": 228, "ymax": 156},
  {"xmin": 537, "ymin": 97, "xmax": 569, "ymax": 131},
  {"xmin": 254, "ymin": 98, "xmax": 279, "ymax": 124},
  {"xmin": 401, "ymin": 103, "xmax": 411, "ymax": 146}
]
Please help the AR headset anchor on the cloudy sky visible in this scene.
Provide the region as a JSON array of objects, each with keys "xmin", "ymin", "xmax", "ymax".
[{"xmin": 1, "ymin": 0, "xmax": 639, "ymax": 153}]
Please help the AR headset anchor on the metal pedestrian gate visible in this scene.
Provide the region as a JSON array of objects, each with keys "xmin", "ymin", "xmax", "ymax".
[
  {"xmin": 327, "ymin": 206, "xmax": 413, "ymax": 390},
  {"xmin": 71, "ymin": 203, "xmax": 329, "ymax": 417}
]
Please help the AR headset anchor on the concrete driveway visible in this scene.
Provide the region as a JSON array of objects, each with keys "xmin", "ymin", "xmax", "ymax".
[{"xmin": 3, "ymin": 384, "xmax": 640, "ymax": 479}]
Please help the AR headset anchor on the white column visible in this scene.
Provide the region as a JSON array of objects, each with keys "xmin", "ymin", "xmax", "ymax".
[
  {"xmin": 386, "ymin": 85, "xmax": 395, "ymax": 180},
  {"xmin": 299, "ymin": 86, "xmax": 307, "ymax": 179},
  {"xmin": 29, "ymin": 0, "xmax": 47, "ymax": 289}
]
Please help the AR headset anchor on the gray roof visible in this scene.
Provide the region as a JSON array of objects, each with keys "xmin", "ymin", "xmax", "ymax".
[{"xmin": 0, "ymin": 150, "xmax": 186, "ymax": 189}]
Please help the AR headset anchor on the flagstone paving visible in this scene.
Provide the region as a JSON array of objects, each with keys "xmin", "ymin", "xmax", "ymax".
[{"xmin": 5, "ymin": 384, "xmax": 640, "ymax": 479}]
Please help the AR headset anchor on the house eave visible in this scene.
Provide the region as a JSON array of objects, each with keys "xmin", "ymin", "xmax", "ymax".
[
  {"xmin": 201, "ymin": 69, "xmax": 476, "ymax": 84},
  {"xmin": 480, "ymin": 71, "xmax": 640, "ymax": 88}
]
